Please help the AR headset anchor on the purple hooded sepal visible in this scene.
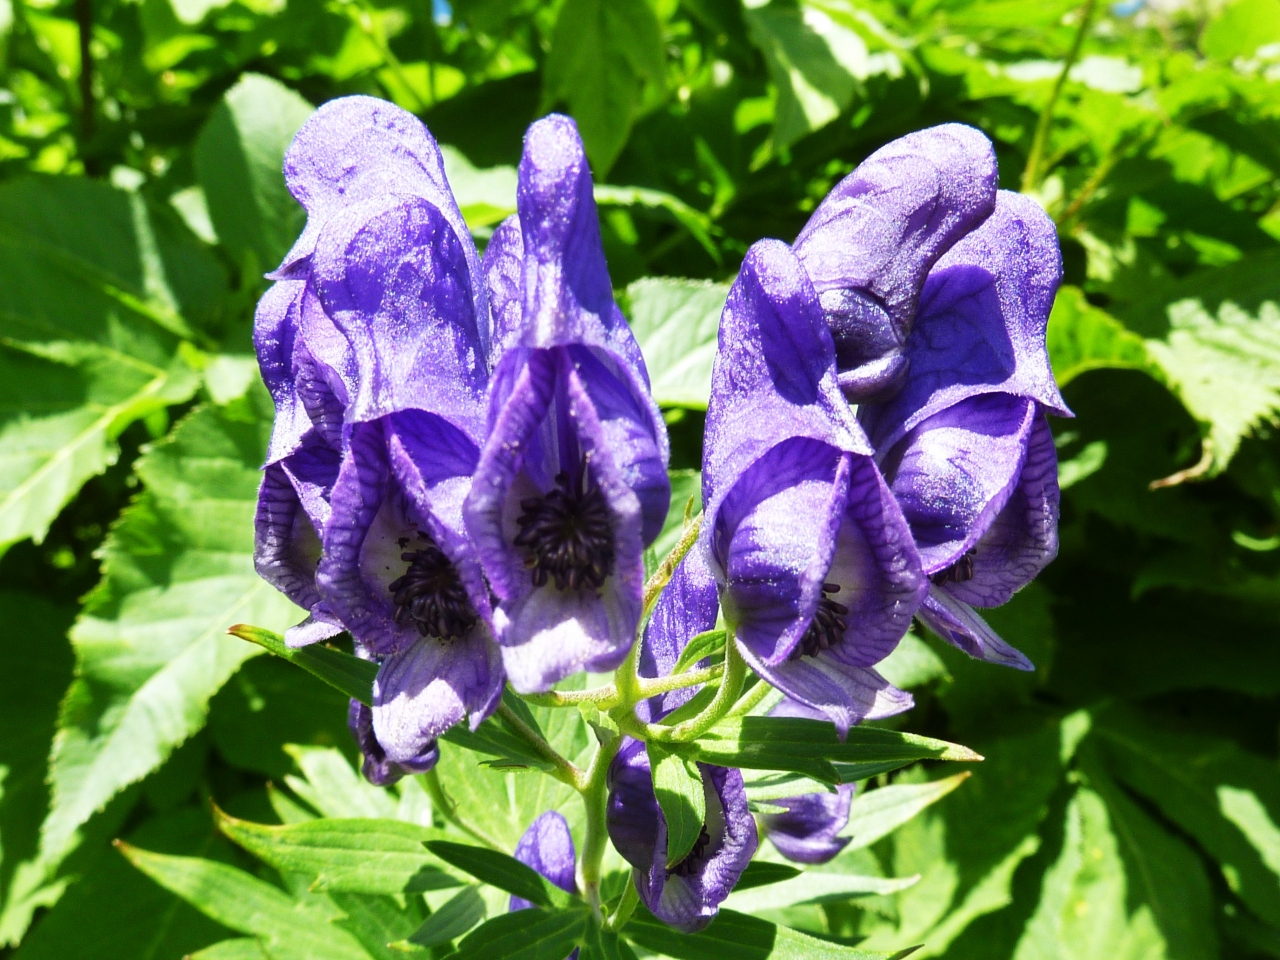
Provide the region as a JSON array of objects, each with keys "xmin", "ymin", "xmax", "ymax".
[
  {"xmin": 606, "ymin": 740, "xmax": 757, "ymax": 933},
  {"xmin": 759, "ymin": 783, "xmax": 855, "ymax": 865},
  {"xmin": 917, "ymin": 586, "xmax": 1034, "ymax": 671},
  {"xmin": 371, "ymin": 629, "xmax": 505, "ymax": 764},
  {"xmin": 511, "ymin": 811, "xmax": 579, "ymax": 912},
  {"xmin": 348, "ymin": 699, "xmax": 439, "ymax": 786},
  {"xmin": 791, "ymin": 124, "xmax": 998, "ymax": 402}
]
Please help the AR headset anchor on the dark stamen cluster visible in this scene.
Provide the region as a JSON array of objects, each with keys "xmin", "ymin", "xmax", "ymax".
[
  {"xmin": 514, "ymin": 470, "xmax": 615, "ymax": 591},
  {"xmin": 795, "ymin": 582, "xmax": 849, "ymax": 659},
  {"xmin": 670, "ymin": 825, "xmax": 712, "ymax": 876},
  {"xmin": 931, "ymin": 548, "xmax": 977, "ymax": 586},
  {"xmin": 388, "ymin": 532, "xmax": 478, "ymax": 639}
]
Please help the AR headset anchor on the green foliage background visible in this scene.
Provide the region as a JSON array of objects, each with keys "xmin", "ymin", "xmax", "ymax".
[{"xmin": 1, "ymin": 0, "xmax": 1280, "ymax": 955}]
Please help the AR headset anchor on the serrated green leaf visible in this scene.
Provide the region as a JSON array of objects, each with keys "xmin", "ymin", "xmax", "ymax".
[
  {"xmin": 625, "ymin": 906, "xmax": 916, "ymax": 959},
  {"xmin": 40, "ymin": 401, "xmax": 300, "ymax": 871},
  {"xmin": 195, "ymin": 73, "xmax": 314, "ymax": 272},
  {"xmin": 626, "ymin": 278, "xmax": 726, "ymax": 410},
  {"xmin": 228, "ymin": 624, "xmax": 378, "ymax": 707},
  {"xmin": 647, "ymin": 741, "xmax": 707, "ymax": 867},
  {"xmin": 119, "ymin": 843, "xmax": 371, "ymax": 960},
  {"xmin": 424, "ymin": 841, "xmax": 575, "ymax": 910},
  {"xmin": 215, "ymin": 812, "xmax": 463, "ymax": 895},
  {"xmin": 452, "ymin": 908, "xmax": 589, "ymax": 960},
  {"xmin": 401, "ymin": 884, "xmax": 486, "ymax": 949},
  {"xmin": 282, "ymin": 746, "xmax": 398, "ymax": 820},
  {"xmin": 542, "ymin": 0, "xmax": 665, "ymax": 171}
]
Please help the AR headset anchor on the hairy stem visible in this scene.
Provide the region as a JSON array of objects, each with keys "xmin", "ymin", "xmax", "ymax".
[
  {"xmin": 519, "ymin": 662, "xmax": 725, "ymax": 711},
  {"xmin": 1020, "ymin": 0, "xmax": 1099, "ymax": 193},
  {"xmin": 724, "ymin": 675, "xmax": 775, "ymax": 719},
  {"xmin": 646, "ymin": 633, "xmax": 747, "ymax": 742},
  {"xmin": 421, "ymin": 769, "xmax": 503, "ymax": 849},
  {"xmin": 642, "ymin": 513, "xmax": 702, "ymax": 617},
  {"xmin": 496, "ymin": 701, "xmax": 585, "ymax": 789},
  {"xmin": 578, "ymin": 735, "xmax": 622, "ymax": 920}
]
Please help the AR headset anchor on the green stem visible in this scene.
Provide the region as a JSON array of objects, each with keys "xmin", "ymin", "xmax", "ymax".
[
  {"xmin": 578, "ymin": 735, "xmax": 622, "ymax": 919},
  {"xmin": 642, "ymin": 514, "xmax": 703, "ymax": 617},
  {"xmin": 519, "ymin": 662, "xmax": 725, "ymax": 711},
  {"xmin": 605, "ymin": 878, "xmax": 640, "ymax": 933},
  {"xmin": 724, "ymin": 675, "xmax": 774, "ymax": 719},
  {"xmin": 1020, "ymin": 0, "xmax": 1099, "ymax": 193},
  {"xmin": 496, "ymin": 702, "xmax": 585, "ymax": 789},
  {"xmin": 421, "ymin": 770, "xmax": 503, "ymax": 849},
  {"xmin": 646, "ymin": 633, "xmax": 747, "ymax": 742}
]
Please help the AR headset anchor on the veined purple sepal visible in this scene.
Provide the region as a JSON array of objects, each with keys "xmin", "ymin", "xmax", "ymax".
[
  {"xmin": 348, "ymin": 699, "xmax": 439, "ymax": 786},
  {"xmin": 759, "ymin": 782, "xmax": 855, "ymax": 865}
]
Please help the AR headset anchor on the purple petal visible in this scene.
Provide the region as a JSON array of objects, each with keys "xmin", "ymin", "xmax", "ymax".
[
  {"xmin": 310, "ymin": 194, "xmax": 488, "ymax": 433},
  {"xmin": 511, "ymin": 811, "xmax": 578, "ymax": 911},
  {"xmin": 744, "ymin": 650, "xmax": 914, "ymax": 736},
  {"xmin": 372, "ymin": 628, "xmax": 504, "ymax": 758},
  {"xmin": 638, "ymin": 549, "xmax": 720, "ymax": 722},
  {"xmin": 792, "ymin": 124, "xmax": 998, "ymax": 400},
  {"xmin": 881, "ymin": 394, "xmax": 1037, "ymax": 576},
  {"xmin": 861, "ymin": 190, "xmax": 1070, "ymax": 452},
  {"xmin": 483, "ymin": 214, "xmax": 525, "ymax": 366},
  {"xmin": 760, "ymin": 784, "xmax": 855, "ymax": 865},
  {"xmin": 917, "ymin": 585, "xmax": 1034, "ymax": 670},
  {"xmin": 255, "ymin": 280, "xmax": 311, "ymax": 464},
  {"xmin": 349, "ymin": 699, "xmax": 439, "ymax": 786},
  {"xmin": 464, "ymin": 348, "xmax": 648, "ymax": 692},
  {"xmin": 277, "ymin": 97, "xmax": 486, "ymax": 329}
]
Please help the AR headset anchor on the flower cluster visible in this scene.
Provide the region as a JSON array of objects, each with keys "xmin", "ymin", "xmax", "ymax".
[
  {"xmin": 253, "ymin": 98, "xmax": 669, "ymax": 783},
  {"xmin": 253, "ymin": 100, "xmax": 1066, "ymax": 932}
]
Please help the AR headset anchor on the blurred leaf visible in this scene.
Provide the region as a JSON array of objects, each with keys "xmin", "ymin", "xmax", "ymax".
[
  {"xmin": 188, "ymin": 940, "xmax": 270, "ymax": 960},
  {"xmin": 543, "ymin": 0, "xmax": 665, "ymax": 172},
  {"xmin": 647, "ymin": 741, "xmax": 707, "ymax": 867},
  {"xmin": 724, "ymin": 871, "xmax": 919, "ymax": 913},
  {"xmin": 626, "ymin": 278, "xmax": 727, "ymax": 409},
  {"xmin": 451, "ymin": 907, "xmax": 589, "ymax": 960},
  {"xmin": 1200, "ymin": 0, "xmax": 1280, "ymax": 60},
  {"xmin": 215, "ymin": 811, "xmax": 463, "ymax": 895},
  {"xmin": 41, "ymin": 400, "xmax": 299, "ymax": 873},
  {"xmin": 843, "ymin": 774, "xmax": 972, "ymax": 851},
  {"xmin": 1046, "ymin": 286, "xmax": 1160, "ymax": 388},
  {"xmin": 119, "ymin": 843, "xmax": 372, "ymax": 960},
  {"xmin": 424, "ymin": 840, "xmax": 575, "ymax": 909},
  {"xmin": 876, "ymin": 633, "xmax": 949, "ymax": 691},
  {"xmin": 195, "ymin": 73, "xmax": 314, "ymax": 275}
]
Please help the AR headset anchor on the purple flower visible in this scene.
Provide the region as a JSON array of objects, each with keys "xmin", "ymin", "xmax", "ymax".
[
  {"xmin": 511, "ymin": 810, "xmax": 578, "ymax": 911},
  {"xmin": 254, "ymin": 97, "xmax": 504, "ymax": 767},
  {"xmin": 464, "ymin": 115, "xmax": 669, "ymax": 693},
  {"xmin": 758, "ymin": 781, "xmax": 854, "ymax": 865},
  {"xmin": 606, "ymin": 552, "xmax": 757, "ymax": 933},
  {"xmin": 348, "ymin": 699, "xmax": 439, "ymax": 786},
  {"xmin": 858, "ymin": 192, "xmax": 1071, "ymax": 669},
  {"xmin": 791, "ymin": 124, "xmax": 998, "ymax": 402},
  {"xmin": 701, "ymin": 239, "xmax": 926, "ymax": 736}
]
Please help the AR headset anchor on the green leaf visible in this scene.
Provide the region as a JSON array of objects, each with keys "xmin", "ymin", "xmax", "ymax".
[
  {"xmin": 0, "ymin": 172, "xmax": 227, "ymax": 554},
  {"xmin": 1046, "ymin": 286, "xmax": 1161, "ymax": 388},
  {"xmin": 1013, "ymin": 782, "xmax": 1216, "ymax": 960},
  {"xmin": 647, "ymin": 741, "xmax": 707, "ymax": 867},
  {"xmin": 671, "ymin": 629, "xmax": 726, "ymax": 676},
  {"xmin": 1200, "ymin": 0, "xmax": 1280, "ymax": 59},
  {"xmin": 228, "ymin": 624, "xmax": 378, "ymax": 707},
  {"xmin": 214, "ymin": 811, "xmax": 463, "ymax": 895},
  {"xmin": 282, "ymin": 746, "xmax": 398, "ymax": 820},
  {"xmin": 400, "ymin": 884, "xmax": 486, "ymax": 949},
  {"xmin": 542, "ymin": 0, "xmax": 665, "ymax": 171},
  {"xmin": 874, "ymin": 632, "xmax": 949, "ymax": 691},
  {"xmin": 40, "ymin": 400, "xmax": 300, "ymax": 872},
  {"xmin": 424, "ymin": 841, "xmax": 575, "ymax": 910},
  {"xmin": 10, "ymin": 808, "xmax": 236, "ymax": 960},
  {"xmin": 651, "ymin": 469, "xmax": 702, "ymax": 566},
  {"xmin": 580, "ymin": 921, "xmax": 641, "ymax": 960},
  {"xmin": 451, "ymin": 908, "xmax": 589, "ymax": 960},
  {"xmin": 724, "ymin": 870, "xmax": 920, "ymax": 913},
  {"xmin": 625, "ymin": 907, "xmax": 917, "ymax": 959},
  {"xmin": 595, "ymin": 187, "xmax": 719, "ymax": 263},
  {"xmin": 194, "ymin": 73, "xmax": 315, "ymax": 272},
  {"xmin": 1092, "ymin": 706, "xmax": 1280, "ymax": 928},
  {"xmin": 330, "ymin": 891, "xmax": 425, "ymax": 960},
  {"xmin": 736, "ymin": 862, "xmax": 804, "ymax": 891},
  {"xmin": 119, "ymin": 843, "xmax": 372, "ymax": 960},
  {"xmin": 843, "ymin": 774, "xmax": 972, "ymax": 851},
  {"xmin": 672, "ymin": 717, "xmax": 980, "ymax": 784},
  {"xmin": 626, "ymin": 278, "xmax": 728, "ymax": 409},
  {"xmin": 188, "ymin": 940, "xmax": 270, "ymax": 960}
]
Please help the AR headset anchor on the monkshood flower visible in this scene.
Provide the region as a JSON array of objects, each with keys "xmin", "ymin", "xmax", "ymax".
[
  {"xmin": 347, "ymin": 699, "xmax": 439, "ymax": 785},
  {"xmin": 512, "ymin": 811, "xmax": 580, "ymax": 960},
  {"xmin": 791, "ymin": 124, "xmax": 997, "ymax": 402},
  {"xmin": 255, "ymin": 96, "xmax": 504, "ymax": 769},
  {"xmin": 701, "ymin": 239, "xmax": 927, "ymax": 736},
  {"xmin": 857, "ymin": 191, "xmax": 1072, "ymax": 669},
  {"xmin": 757, "ymin": 781, "xmax": 854, "ymax": 865},
  {"xmin": 464, "ymin": 115, "xmax": 670, "ymax": 693},
  {"xmin": 606, "ymin": 552, "xmax": 757, "ymax": 932}
]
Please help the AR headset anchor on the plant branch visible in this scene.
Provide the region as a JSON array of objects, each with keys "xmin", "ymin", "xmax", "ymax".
[
  {"xmin": 642, "ymin": 513, "xmax": 702, "ymax": 617},
  {"xmin": 496, "ymin": 701, "xmax": 585, "ymax": 789},
  {"xmin": 577, "ymin": 735, "xmax": 622, "ymax": 920},
  {"xmin": 1020, "ymin": 0, "xmax": 1099, "ymax": 193},
  {"xmin": 518, "ymin": 662, "xmax": 725, "ymax": 711},
  {"xmin": 645, "ymin": 633, "xmax": 746, "ymax": 742},
  {"xmin": 420, "ymin": 769, "xmax": 504, "ymax": 849}
]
